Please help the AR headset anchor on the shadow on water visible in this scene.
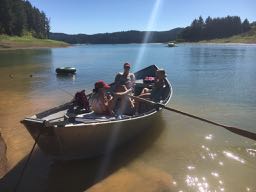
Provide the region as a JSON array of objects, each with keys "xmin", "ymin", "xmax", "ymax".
[{"xmin": 0, "ymin": 113, "xmax": 165, "ymax": 192}]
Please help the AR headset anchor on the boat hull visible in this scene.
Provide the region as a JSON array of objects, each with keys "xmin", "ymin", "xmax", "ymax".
[{"xmin": 22, "ymin": 111, "xmax": 162, "ymax": 159}]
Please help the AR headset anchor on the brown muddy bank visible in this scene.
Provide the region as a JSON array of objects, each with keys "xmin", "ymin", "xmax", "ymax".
[{"xmin": 0, "ymin": 133, "xmax": 7, "ymax": 178}]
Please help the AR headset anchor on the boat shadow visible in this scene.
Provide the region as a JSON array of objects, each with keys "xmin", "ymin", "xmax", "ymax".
[{"xmin": 0, "ymin": 114, "xmax": 165, "ymax": 192}]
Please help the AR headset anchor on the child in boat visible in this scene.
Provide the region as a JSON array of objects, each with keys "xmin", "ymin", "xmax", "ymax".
[
  {"xmin": 90, "ymin": 80, "xmax": 114, "ymax": 115},
  {"xmin": 134, "ymin": 69, "xmax": 167, "ymax": 114},
  {"xmin": 140, "ymin": 69, "xmax": 166, "ymax": 101}
]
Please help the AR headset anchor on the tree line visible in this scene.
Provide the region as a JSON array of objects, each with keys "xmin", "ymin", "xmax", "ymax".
[
  {"xmin": 0, "ymin": 0, "xmax": 50, "ymax": 38},
  {"xmin": 178, "ymin": 16, "xmax": 252, "ymax": 42},
  {"xmin": 49, "ymin": 28, "xmax": 183, "ymax": 44}
]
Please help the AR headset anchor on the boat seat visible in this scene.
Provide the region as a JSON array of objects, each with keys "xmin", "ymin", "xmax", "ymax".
[
  {"xmin": 74, "ymin": 111, "xmax": 132, "ymax": 123},
  {"xmin": 75, "ymin": 112, "xmax": 116, "ymax": 123}
]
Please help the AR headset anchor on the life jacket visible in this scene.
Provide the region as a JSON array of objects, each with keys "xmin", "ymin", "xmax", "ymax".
[
  {"xmin": 143, "ymin": 76, "xmax": 155, "ymax": 84},
  {"xmin": 74, "ymin": 90, "xmax": 90, "ymax": 112}
]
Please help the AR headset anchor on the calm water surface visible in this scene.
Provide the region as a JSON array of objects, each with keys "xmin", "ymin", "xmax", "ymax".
[{"xmin": 0, "ymin": 43, "xmax": 256, "ymax": 191}]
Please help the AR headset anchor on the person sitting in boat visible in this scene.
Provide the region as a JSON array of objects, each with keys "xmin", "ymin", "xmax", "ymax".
[
  {"xmin": 113, "ymin": 63, "xmax": 136, "ymax": 115},
  {"xmin": 140, "ymin": 69, "xmax": 167, "ymax": 101},
  {"xmin": 90, "ymin": 80, "xmax": 114, "ymax": 115},
  {"xmin": 134, "ymin": 69, "xmax": 167, "ymax": 114}
]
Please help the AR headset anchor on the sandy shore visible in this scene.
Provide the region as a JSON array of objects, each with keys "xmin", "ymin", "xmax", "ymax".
[{"xmin": 0, "ymin": 89, "xmax": 59, "ymax": 175}]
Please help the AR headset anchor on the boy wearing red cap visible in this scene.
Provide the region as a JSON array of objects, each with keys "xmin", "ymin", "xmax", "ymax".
[{"xmin": 90, "ymin": 80, "xmax": 114, "ymax": 115}]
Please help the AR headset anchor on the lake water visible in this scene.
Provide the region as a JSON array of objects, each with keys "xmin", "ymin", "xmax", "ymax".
[{"xmin": 0, "ymin": 43, "xmax": 256, "ymax": 191}]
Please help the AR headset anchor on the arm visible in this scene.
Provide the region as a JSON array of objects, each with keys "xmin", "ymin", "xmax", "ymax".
[{"xmin": 114, "ymin": 88, "xmax": 133, "ymax": 96}]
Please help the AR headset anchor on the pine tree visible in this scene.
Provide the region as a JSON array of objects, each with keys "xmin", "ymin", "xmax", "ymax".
[
  {"xmin": 0, "ymin": 0, "xmax": 50, "ymax": 38},
  {"xmin": 242, "ymin": 19, "xmax": 251, "ymax": 32},
  {"xmin": 0, "ymin": 0, "xmax": 14, "ymax": 34}
]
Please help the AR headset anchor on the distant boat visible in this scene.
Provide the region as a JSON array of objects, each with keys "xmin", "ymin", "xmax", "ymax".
[
  {"xmin": 21, "ymin": 65, "xmax": 172, "ymax": 160},
  {"xmin": 167, "ymin": 42, "xmax": 176, "ymax": 47},
  {"xmin": 56, "ymin": 67, "xmax": 76, "ymax": 74}
]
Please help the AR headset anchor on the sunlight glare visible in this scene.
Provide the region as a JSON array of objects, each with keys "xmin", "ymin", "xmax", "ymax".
[
  {"xmin": 223, "ymin": 151, "xmax": 245, "ymax": 164},
  {"xmin": 134, "ymin": 0, "xmax": 163, "ymax": 71}
]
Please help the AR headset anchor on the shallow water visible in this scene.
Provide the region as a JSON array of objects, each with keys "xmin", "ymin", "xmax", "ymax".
[{"xmin": 0, "ymin": 44, "xmax": 256, "ymax": 191}]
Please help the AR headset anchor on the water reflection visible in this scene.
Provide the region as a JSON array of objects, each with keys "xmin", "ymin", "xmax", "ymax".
[
  {"xmin": 223, "ymin": 151, "xmax": 245, "ymax": 164},
  {"xmin": 205, "ymin": 134, "xmax": 213, "ymax": 140},
  {"xmin": 187, "ymin": 166, "xmax": 196, "ymax": 170},
  {"xmin": 185, "ymin": 175, "xmax": 210, "ymax": 192},
  {"xmin": 0, "ymin": 49, "xmax": 53, "ymax": 93},
  {"xmin": 56, "ymin": 73, "xmax": 76, "ymax": 81}
]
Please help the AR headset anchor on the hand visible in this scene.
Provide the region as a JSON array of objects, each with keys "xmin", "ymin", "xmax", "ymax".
[{"xmin": 106, "ymin": 94, "xmax": 112, "ymax": 100}]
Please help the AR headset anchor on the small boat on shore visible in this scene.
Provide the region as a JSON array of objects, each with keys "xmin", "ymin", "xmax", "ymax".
[
  {"xmin": 21, "ymin": 65, "xmax": 172, "ymax": 160},
  {"xmin": 167, "ymin": 42, "xmax": 176, "ymax": 47},
  {"xmin": 56, "ymin": 67, "xmax": 76, "ymax": 74}
]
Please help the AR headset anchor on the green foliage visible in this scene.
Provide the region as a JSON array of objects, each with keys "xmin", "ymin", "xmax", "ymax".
[
  {"xmin": 0, "ymin": 0, "xmax": 50, "ymax": 38},
  {"xmin": 179, "ymin": 16, "xmax": 252, "ymax": 42}
]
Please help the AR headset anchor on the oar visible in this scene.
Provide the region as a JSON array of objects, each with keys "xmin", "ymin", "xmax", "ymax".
[{"xmin": 130, "ymin": 95, "xmax": 256, "ymax": 141}]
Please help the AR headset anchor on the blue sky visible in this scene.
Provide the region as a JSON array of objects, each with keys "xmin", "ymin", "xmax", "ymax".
[{"xmin": 29, "ymin": 0, "xmax": 256, "ymax": 34}]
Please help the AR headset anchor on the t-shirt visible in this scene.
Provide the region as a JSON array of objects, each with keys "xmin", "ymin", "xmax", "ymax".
[{"xmin": 114, "ymin": 72, "xmax": 136, "ymax": 89}]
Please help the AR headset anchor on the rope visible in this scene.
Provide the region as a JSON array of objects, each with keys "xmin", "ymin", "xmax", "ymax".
[{"xmin": 13, "ymin": 132, "xmax": 41, "ymax": 192}]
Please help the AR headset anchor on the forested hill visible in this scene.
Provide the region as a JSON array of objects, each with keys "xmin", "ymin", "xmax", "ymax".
[
  {"xmin": 178, "ymin": 16, "xmax": 253, "ymax": 42},
  {"xmin": 49, "ymin": 28, "xmax": 183, "ymax": 44},
  {"xmin": 0, "ymin": 0, "xmax": 50, "ymax": 38}
]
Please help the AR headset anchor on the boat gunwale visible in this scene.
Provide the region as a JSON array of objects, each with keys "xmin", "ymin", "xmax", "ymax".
[{"xmin": 22, "ymin": 65, "xmax": 173, "ymax": 127}]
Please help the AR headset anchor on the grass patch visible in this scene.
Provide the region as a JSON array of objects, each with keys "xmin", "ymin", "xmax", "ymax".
[
  {"xmin": 0, "ymin": 34, "xmax": 69, "ymax": 50},
  {"xmin": 199, "ymin": 27, "xmax": 256, "ymax": 44}
]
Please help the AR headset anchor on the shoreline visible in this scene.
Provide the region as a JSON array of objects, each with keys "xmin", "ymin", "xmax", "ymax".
[
  {"xmin": 1, "ymin": 41, "xmax": 256, "ymax": 50},
  {"xmin": 179, "ymin": 41, "xmax": 256, "ymax": 45}
]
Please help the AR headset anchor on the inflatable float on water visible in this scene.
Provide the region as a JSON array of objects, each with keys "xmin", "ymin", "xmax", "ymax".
[{"xmin": 56, "ymin": 67, "xmax": 76, "ymax": 74}]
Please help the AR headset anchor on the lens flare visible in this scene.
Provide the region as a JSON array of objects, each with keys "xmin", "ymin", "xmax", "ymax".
[{"xmin": 134, "ymin": 0, "xmax": 162, "ymax": 71}]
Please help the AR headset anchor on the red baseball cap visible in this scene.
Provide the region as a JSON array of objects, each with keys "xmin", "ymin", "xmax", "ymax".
[
  {"xmin": 124, "ymin": 62, "xmax": 131, "ymax": 68},
  {"xmin": 95, "ymin": 80, "xmax": 110, "ymax": 89}
]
